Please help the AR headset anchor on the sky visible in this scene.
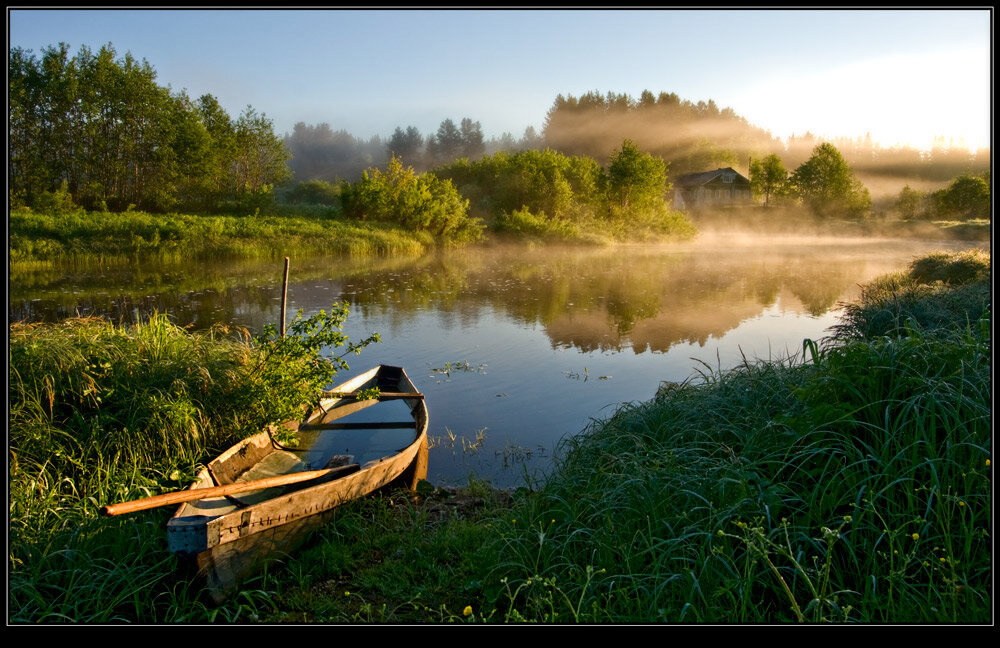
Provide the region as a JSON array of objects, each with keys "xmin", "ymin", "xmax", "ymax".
[{"xmin": 7, "ymin": 8, "xmax": 993, "ymax": 152}]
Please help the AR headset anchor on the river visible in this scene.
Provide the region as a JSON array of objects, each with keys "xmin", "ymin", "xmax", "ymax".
[{"xmin": 9, "ymin": 233, "xmax": 983, "ymax": 488}]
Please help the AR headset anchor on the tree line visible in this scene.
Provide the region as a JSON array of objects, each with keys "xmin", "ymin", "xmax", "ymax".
[
  {"xmin": 8, "ymin": 42, "xmax": 988, "ymax": 226},
  {"xmin": 751, "ymin": 144, "xmax": 990, "ymax": 220},
  {"xmin": 9, "ymin": 42, "xmax": 290, "ymax": 213},
  {"xmin": 283, "ymin": 119, "xmax": 544, "ymax": 184}
]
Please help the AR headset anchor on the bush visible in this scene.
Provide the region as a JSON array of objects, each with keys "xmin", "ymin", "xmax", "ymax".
[
  {"xmin": 930, "ymin": 174, "xmax": 990, "ymax": 221},
  {"xmin": 494, "ymin": 207, "xmax": 580, "ymax": 241},
  {"xmin": 341, "ymin": 156, "xmax": 485, "ymax": 244},
  {"xmin": 283, "ymin": 179, "xmax": 342, "ymax": 206}
]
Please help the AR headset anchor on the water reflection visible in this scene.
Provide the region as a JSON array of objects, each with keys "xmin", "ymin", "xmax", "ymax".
[
  {"xmin": 11, "ymin": 238, "xmax": 975, "ymax": 351},
  {"xmin": 10, "ymin": 237, "xmax": 981, "ymax": 488}
]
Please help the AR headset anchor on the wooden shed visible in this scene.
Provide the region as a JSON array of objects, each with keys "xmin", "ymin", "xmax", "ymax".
[{"xmin": 672, "ymin": 167, "xmax": 752, "ymax": 209}]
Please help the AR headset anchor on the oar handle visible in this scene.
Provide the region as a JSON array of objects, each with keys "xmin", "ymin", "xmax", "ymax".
[{"xmin": 100, "ymin": 463, "xmax": 359, "ymax": 517}]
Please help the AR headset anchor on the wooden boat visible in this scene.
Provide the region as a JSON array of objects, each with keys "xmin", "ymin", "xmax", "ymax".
[{"xmin": 164, "ymin": 365, "xmax": 428, "ymax": 602}]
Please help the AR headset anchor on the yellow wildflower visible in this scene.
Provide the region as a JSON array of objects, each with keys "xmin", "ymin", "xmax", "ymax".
[
  {"xmin": 463, "ymin": 605, "xmax": 473, "ymax": 617},
  {"xmin": 912, "ymin": 533, "xmax": 920, "ymax": 541}
]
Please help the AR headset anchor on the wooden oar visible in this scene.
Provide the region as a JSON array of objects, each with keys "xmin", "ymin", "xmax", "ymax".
[{"xmin": 100, "ymin": 463, "xmax": 360, "ymax": 517}]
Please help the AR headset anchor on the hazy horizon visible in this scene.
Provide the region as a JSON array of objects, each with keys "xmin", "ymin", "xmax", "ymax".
[{"xmin": 7, "ymin": 8, "xmax": 992, "ymax": 152}]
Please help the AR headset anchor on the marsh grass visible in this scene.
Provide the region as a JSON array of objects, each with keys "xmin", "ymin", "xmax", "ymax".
[
  {"xmin": 8, "ymin": 249, "xmax": 991, "ymax": 623},
  {"xmin": 9, "ymin": 207, "xmax": 432, "ymax": 267},
  {"xmin": 472, "ymin": 249, "xmax": 991, "ymax": 623},
  {"xmin": 8, "ymin": 308, "xmax": 377, "ymax": 622}
]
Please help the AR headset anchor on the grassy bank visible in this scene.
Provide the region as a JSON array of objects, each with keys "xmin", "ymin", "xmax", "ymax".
[
  {"xmin": 255, "ymin": 248, "xmax": 991, "ymax": 623},
  {"xmin": 10, "ymin": 204, "xmax": 987, "ymax": 271},
  {"xmin": 8, "ymin": 250, "xmax": 991, "ymax": 623},
  {"xmin": 8, "ymin": 306, "xmax": 378, "ymax": 622},
  {"xmin": 8, "ymin": 207, "xmax": 434, "ymax": 268}
]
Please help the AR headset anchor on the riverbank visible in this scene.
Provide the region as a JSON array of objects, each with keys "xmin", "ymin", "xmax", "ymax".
[
  {"xmin": 7, "ymin": 249, "xmax": 990, "ymax": 623},
  {"xmin": 8, "ymin": 207, "xmax": 435, "ymax": 268},
  {"xmin": 256, "ymin": 249, "xmax": 991, "ymax": 623},
  {"xmin": 9, "ymin": 205, "xmax": 988, "ymax": 270}
]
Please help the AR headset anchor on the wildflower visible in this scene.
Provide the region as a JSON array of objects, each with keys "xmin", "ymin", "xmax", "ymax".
[
  {"xmin": 986, "ymin": 459, "xmax": 991, "ymax": 467},
  {"xmin": 958, "ymin": 501, "xmax": 966, "ymax": 507},
  {"xmin": 912, "ymin": 533, "xmax": 919, "ymax": 541},
  {"xmin": 463, "ymin": 605, "xmax": 473, "ymax": 617},
  {"xmin": 344, "ymin": 591, "xmax": 350, "ymax": 597},
  {"xmin": 940, "ymin": 557, "xmax": 947, "ymax": 563}
]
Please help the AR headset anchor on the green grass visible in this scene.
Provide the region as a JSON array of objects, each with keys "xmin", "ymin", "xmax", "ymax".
[
  {"xmin": 463, "ymin": 249, "xmax": 990, "ymax": 623},
  {"xmin": 8, "ymin": 308, "xmax": 378, "ymax": 622},
  {"xmin": 8, "ymin": 207, "xmax": 434, "ymax": 267},
  {"xmin": 7, "ymin": 249, "xmax": 991, "ymax": 623}
]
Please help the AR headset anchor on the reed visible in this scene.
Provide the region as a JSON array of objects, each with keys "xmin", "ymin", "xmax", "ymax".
[
  {"xmin": 9, "ymin": 207, "xmax": 432, "ymax": 267},
  {"xmin": 8, "ymin": 307, "xmax": 377, "ymax": 622},
  {"xmin": 470, "ymin": 249, "xmax": 991, "ymax": 623},
  {"xmin": 7, "ymin": 249, "xmax": 991, "ymax": 623}
]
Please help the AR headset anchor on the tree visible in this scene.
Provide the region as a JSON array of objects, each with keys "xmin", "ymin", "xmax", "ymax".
[
  {"xmin": 606, "ymin": 139, "xmax": 668, "ymax": 213},
  {"xmin": 387, "ymin": 126, "xmax": 424, "ymax": 165},
  {"xmin": 790, "ymin": 142, "xmax": 871, "ymax": 218},
  {"xmin": 459, "ymin": 118, "xmax": 485, "ymax": 159},
  {"xmin": 749, "ymin": 154, "xmax": 789, "ymax": 207},
  {"xmin": 340, "ymin": 156, "xmax": 484, "ymax": 244},
  {"xmin": 931, "ymin": 174, "xmax": 990, "ymax": 220},
  {"xmin": 231, "ymin": 106, "xmax": 292, "ymax": 198},
  {"xmin": 895, "ymin": 185, "xmax": 925, "ymax": 220},
  {"xmin": 426, "ymin": 118, "xmax": 463, "ymax": 165}
]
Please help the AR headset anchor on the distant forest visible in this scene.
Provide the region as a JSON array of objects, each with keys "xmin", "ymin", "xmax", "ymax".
[
  {"xmin": 8, "ymin": 42, "xmax": 990, "ymax": 214},
  {"xmin": 286, "ymin": 89, "xmax": 990, "ymax": 189}
]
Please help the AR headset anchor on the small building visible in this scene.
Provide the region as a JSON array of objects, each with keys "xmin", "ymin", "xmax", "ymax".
[{"xmin": 672, "ymin": 167, "xmax": 753, "ymax": 210}]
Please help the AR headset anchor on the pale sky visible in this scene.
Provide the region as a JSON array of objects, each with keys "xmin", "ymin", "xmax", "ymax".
[{"xmin": 7, "ymin": 8, "xmax": 992, "ymax": 151}]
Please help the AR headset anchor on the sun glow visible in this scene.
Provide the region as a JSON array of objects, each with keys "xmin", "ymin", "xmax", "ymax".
[{"xmin": 737, "ymin": 46, "xmax": 989, "ymax": 152}]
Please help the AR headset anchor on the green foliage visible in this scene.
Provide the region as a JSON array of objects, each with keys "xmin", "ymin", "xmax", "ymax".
[
  {"xmin": 8, "ymin": 43, "xmax": 291, "ymax": 213},
  {"xmin": 749, "ymin": 154, "xmax": 789, "ymax": 207},
  {"xmin": 790, "ymin": 143, "xmax": 872, "ymax": 218},
  {"xmin": 8, "ymin": 306, "xmax": 378, "ymax": 622},
  {"xmin": 479, "ymin": 255, "xmax": 990, "ymax": 622},
  {"xmin": 438, "ymin": 148, "xmax": 606, "ymax": 225},
  {"xmin": 908, "ymin": 248, "xmax": 991, "ymax": 285},
  {"xmin": 930, "ymin": 174, "xmax": 990, "ymax": 221},
  {"xmin": 606, "ymin": 139, "xmax": 669, "ymax": 212},
  {"xmin": 283, "ymin": 179, "xmax": 342, "ymax": 206},
  {"xmin": 832, "ymin": 250, "xmax": 991, "ymax": 340},
  {"xmin": 341, "ymin": 156, "xmax": 485, "ymax": 244},
  {"xmin": 247, "ymin": 304, "xmax": 381, "ymax": 426},
  {"xmin": 8, "ymin": 207, "xmax": 433, "ymax": 265},
  {"xmin": 437, "ymin": 145, "xmax": 695, "ymax": 242},
  {"xmin": 894, "ymin": 184, "xmax": 925, "ymax": 220},
  {"xmin": 494, "ymin": 207, "xmax": 581, "ymax": 241}
]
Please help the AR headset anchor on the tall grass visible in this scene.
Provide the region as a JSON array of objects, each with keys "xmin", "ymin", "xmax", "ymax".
[
  {"xmin": 8, "ymin": 207, "xmax": 433, "ymax": 267},
  {"xmin": 477, "ymin": 249, "xmax": 991, "ymax": 622},
  {"xmin": 8, "ymin": 307, "xmax": 376, "ymax": 622},
  {"xmin": 8, "ymin": 249, "xmax": 991, "ymax": 623}
]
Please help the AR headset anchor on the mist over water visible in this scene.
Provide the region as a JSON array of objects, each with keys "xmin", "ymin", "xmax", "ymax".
[{"xmin": 11, "ymin": 233, "xmax": 983, "ymax": 488}]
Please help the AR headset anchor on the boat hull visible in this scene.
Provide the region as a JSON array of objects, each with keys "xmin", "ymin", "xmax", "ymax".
[{"xmin": 167, "ymin": 365, "xmax": 428, "ymax": 602}]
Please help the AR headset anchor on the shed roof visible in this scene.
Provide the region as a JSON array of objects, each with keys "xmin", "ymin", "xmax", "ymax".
[{"xmin": 675, "ymin": 167, "xmax": 748, "ymax": 187}]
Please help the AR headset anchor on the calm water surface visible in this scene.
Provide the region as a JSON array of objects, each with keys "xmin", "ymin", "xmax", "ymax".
[{"xmin": 10, "ymin": 234, "xmax": 982, "ymax": 488}]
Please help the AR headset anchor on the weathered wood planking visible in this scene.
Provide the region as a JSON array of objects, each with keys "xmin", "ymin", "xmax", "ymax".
[{"xmin": 166, "ymin": 365, "xmax": 428, "ymax": 603}]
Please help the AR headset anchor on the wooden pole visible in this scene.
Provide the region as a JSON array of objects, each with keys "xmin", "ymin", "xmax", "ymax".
[
  {"xmin": 280, "ymin": 256, "xmax": 290, "ymax": 338},
  {"xmin": 100, "ymin": 463, "xmax": 360, "ymax": 517}
]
